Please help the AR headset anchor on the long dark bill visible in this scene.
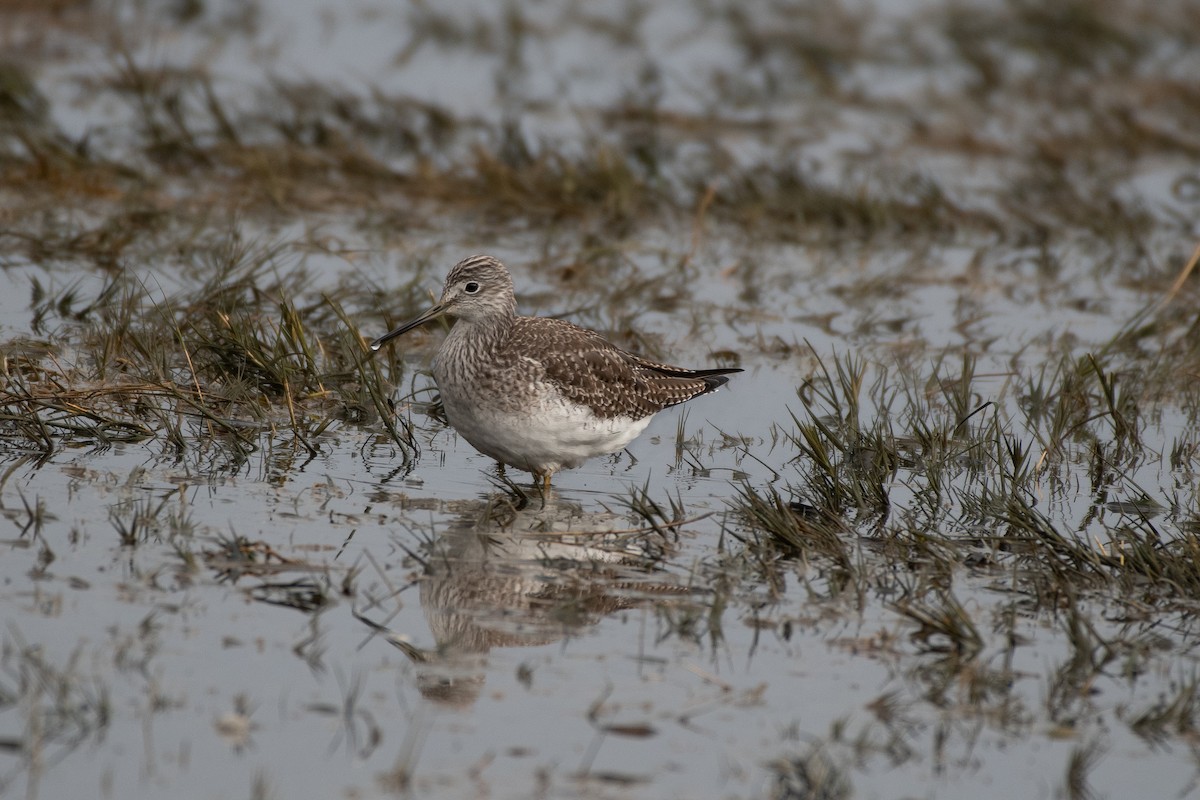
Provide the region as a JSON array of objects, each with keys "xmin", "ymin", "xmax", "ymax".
[{"xmin": 369, "ymin": 302, "xmax": 449, "ymax": 351}]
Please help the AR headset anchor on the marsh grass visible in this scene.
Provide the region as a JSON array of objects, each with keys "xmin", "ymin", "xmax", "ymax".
[
  {"xmin": 725, "ymin": 333, "xmax": 1200, "ymax": 763},
  {"xmin": 733, "ymin": 343, "xmax": 1200, "ymax": 600},
  {"xmin": 5, "ymin": 0, "xmax": 1196, "ymax": 248},
  {"xmin": 0, "ymin": 230, "xmax": 426, "ymax": 467}
]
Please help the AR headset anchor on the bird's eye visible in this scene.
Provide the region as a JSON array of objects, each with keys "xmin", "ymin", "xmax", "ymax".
[{"xmin": 464, "ymin": 282, "xmax": 480, "ymax": 294}]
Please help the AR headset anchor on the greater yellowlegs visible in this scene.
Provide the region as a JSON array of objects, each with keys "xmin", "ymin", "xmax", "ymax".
[{"xmin": 371, "ymin": 255, "xmax": 741, "ymax": 489}]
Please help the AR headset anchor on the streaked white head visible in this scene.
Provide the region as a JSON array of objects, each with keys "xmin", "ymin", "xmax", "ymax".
[
  {"xmin": 436, "ymin": 255, "xmax": 516, "ymax": 324},
  {"xmin": 370, "ymin": 255, "xmax": 517, "ymax": 351}
]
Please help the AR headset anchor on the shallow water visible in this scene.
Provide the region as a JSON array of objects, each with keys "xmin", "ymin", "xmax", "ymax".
[{"xmin": 2, "ymin": 1, "xmax": 1200, "ymax": 799}]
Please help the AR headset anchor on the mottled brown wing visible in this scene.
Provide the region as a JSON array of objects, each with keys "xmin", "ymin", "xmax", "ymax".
[{"xmin": 507, "ymin": 317, "xmax": 739, "ymax": 419}]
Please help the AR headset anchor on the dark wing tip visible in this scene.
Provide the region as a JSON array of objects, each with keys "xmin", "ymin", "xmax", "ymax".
[
  {"xmin": 687, "ymin": 366, "xmax": 741, "ymax": 393},
  {"xmin": 701, "ymin": 374, "xmax": 732, "ymax": 392},
  {"xmin": 642, "ymin": 364, "xmax": 743, "ymax": 377},
  {"xmin": 657, "ymin": 369, "xmax": 740, "ymax": 409}
]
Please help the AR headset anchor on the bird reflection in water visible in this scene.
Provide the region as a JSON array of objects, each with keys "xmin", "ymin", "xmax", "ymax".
[{"xmin": 357, "ymin": 498, "xmax": 698, "ymax": 708}]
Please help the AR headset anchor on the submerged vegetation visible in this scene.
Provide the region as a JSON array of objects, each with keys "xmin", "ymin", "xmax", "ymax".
[{"xmin": 0, "ymin": 0, "xmax": 1198, "ymax": 798}]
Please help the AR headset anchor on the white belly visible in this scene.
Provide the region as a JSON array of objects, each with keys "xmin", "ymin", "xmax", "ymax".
[{"xmin": 441, "ymin": 389, "xmax": 652, "ymax": 475}]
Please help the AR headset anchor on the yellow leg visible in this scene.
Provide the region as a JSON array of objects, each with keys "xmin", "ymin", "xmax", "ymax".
[{"xmin": 542, "ymin": 472, "xmax": 552, "ymax": 494}]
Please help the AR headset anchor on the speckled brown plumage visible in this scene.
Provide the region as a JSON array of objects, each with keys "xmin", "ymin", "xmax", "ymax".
[
  {"xmin": 504, "ymin": 316, "xmax": 736, "ymax": 419},
  {"xmin": 370, "ymin": 254, "xmax": 742, "ymax": 484}
]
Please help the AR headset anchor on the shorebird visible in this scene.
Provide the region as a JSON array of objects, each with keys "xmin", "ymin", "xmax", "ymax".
[{"xmin": 370, "ymin": 255, "xmax": 741, "ymax": 490}]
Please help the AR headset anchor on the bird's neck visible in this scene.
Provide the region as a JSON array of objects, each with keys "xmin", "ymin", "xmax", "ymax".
[
  {"xmin": 438, "ymin": 311, "xmax": 516, "ymax": 385},
  {"xmin": 447, "ymin": 309, "xmax": 514, "ymax": 352}
]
